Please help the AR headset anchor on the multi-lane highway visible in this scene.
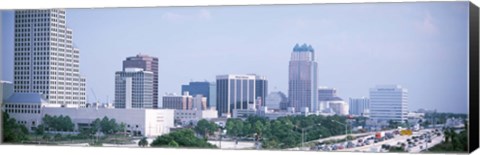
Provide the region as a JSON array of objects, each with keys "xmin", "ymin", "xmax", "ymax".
[{"xmin": 309, "ymin": 128, "xmax": 445, "ymax": 153}]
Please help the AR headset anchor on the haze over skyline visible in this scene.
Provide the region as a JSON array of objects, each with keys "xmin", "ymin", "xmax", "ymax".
[{"xmin": 1, "ymin": 2, "xmax": 469, "ymax": 113}]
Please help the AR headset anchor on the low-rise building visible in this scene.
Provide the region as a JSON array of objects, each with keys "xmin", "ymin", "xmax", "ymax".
[
  {"xmin": 162, "ymin": 92, "xmax": 193, "ymax": 110},
  {"xmin": 174, "ymin": 108, "xmax": 218, "ymax": 125},
  {"xmin": 3, "ymin": 93, "xmax": 174, "ymax": 137}
]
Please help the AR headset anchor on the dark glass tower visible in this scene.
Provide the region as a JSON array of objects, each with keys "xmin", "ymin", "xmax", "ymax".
[{"xmin": 181, "ymin": 81, "xmax": 216, "ymax": 108}]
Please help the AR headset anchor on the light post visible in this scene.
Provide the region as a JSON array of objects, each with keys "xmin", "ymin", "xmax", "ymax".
[
  {"xmin": 291, "ymin": 123, "xmax": 321, "ymax": 150},
  {"xmin": 218, "ymin": 127, "xmax": 226, "ymax": 149},
  {"xmin": 332, "ymin": 120, "xmax": 348, "ymax": 136}
]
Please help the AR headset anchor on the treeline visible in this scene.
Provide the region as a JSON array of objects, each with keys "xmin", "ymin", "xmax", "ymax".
[
  {"xmin": 150, "ymin": 129, "xmax": 216, "ymax": 148},
  {"xmin": 2, "ymin": 112, "xmax": 29, "ymax": 143},
  {"xmin": 36, "ymin": 114, "xmax": 75, "ymax": 133},
  {"xmin": 225, "ymin": 115, "xmax": 348, "ymax": 149}
]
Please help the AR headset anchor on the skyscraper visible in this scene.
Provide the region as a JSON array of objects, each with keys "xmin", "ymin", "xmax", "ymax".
[
  {"xmin": 13, "ymin": 9, "xmax": 86, "ymax": 106},
  {"xmin": 349, "ymin": 97, "xmax": 370, "ymax": 116},
  {"xmin": 114, "ymin": 68, "xmax": 153, "ymax": 109},
  {"xmin": 288, "ymin": 43, "xmax": 318, "ymax": 112},
  {"xmin": 181, "ymin": 81, "xmax": 216, "ymax": 109},
  {"xmin": 255, "ymin": 75, "xmax": 268, "ymax": 107},
  {"xmin": 369, "ymin": 85, "xmax": 408, "ymax": 122},
  {"xmin": 123, "ymin": 54, "xmax": 159, "ymax": 108},
  {"xmin": 216, "ymin": 74, "xmax": 267, "ymax": 117}
]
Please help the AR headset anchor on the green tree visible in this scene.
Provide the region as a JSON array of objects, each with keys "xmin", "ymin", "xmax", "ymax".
[
  {"xmin": 150, "ymin": 129, "xmax": 216, "ymax": 148},
  {"xmin": 194, "ymin": 119, "xmax": 218, "ymax": 138},
  {"xmin": 168, "ymin": 140, "xmax": 179, "ymax": 147},
  {"xmin": 2, "ymin": 112, "xmax": 29, "ymax": 143},
  {"xmin": 138, "ymin": 137, "xmax": 148, "ymax": 147}
]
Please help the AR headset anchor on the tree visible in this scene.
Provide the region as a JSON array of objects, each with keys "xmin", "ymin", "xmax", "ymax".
[
  {"xmin": 150, "ymin": 129, "xmax": 216, "ymax": 148},
  {"xmin": 168, "ymin": 140, "xmax": 179, "ymax": 147},
  {"xmin": 194, "ymin": 119, "xmax": 218, "ymax": 138},
  {"xmin": 138, "ymin": 137, "xmax": 148, "ymax": 147},
  {"xmin": 2, "ymin": 112, "xmax": 29, "ymax": 143},
  {"xmin": 40, "ymin": 114, "xmax": 75, "ymax": 132}
]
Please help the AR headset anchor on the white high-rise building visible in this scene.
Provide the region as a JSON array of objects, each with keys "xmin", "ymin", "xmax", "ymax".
[
  {"xmin": 288, "ymin": 43, "xmax": 318, "ymax": 113},
  {"xmin": 349, "ymin": 97, "xmax": 370, "ymax": 116},
  {"xmin": 114, "ymin": 68, "xmax": 154, "ymax": 109},
  {"xmin": 369, "ymin": 85, "xmax": 408, "ymax": 121},
  {"xmin": 13, "ymin": 9, "xmax": 86, "ymax": 107}
]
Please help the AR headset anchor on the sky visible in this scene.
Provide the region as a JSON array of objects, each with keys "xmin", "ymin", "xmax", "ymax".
[{"xmin": 1, "ymin": 2, "xmax": 470, "ymax": 113}]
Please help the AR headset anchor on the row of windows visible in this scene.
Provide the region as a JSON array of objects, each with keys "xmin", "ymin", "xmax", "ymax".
[
  {"xmin": 14, "ymin": 47, "xmax": 30, "ymax": 51},
  {"xmin": 15, "ymin": 42, "xmax": 30, "ymax": 46},
  {"xmin": 5, "ymin": 109, "xmax": 41, "ymax": 114},
  {"xmin": 5, "ymin": 104, "xmax": 41, "ymax": 109}
]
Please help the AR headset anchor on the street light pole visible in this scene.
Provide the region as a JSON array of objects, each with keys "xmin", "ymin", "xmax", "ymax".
[
  {"xmin": 291, "ymin": 123, "xmax": 321, "ymax": 150},
  {"xmin": 332, "ymin": 120, "xmax": 348, "ymax": 136}
]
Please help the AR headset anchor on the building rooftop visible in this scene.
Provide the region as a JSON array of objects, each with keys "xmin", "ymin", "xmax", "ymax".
[
  {"xmin": 293, "ymin": 43, "xmax": 314, "ymax": 52},
  {"xmin": 4, "ymin": 93, "xmax": 48, "ymax": 104}
]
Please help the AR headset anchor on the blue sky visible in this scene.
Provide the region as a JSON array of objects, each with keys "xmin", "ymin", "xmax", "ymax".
[{"xmin": 1, "ymin": 2, "xmax": 469, "ymax": 113}]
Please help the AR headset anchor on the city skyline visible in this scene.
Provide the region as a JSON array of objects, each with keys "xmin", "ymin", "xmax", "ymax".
[{"xmin": 1, "ymin": 2, "xmax": 469, "ymax": 113}]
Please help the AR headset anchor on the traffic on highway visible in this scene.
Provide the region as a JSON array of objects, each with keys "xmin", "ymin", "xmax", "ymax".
[{"xmin": 309, "ymin": 128, "xmax": 445, "ymax": 153}]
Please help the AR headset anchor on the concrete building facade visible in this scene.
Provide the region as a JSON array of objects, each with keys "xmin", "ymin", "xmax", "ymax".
[
  {"xmin": 13, "ymin": 9, "xmax": 86, "ymax": 106},
  {"xmin": 123, "ymin": 54, "xmax": 159, "ymax": 108},
  {"xmin": 3, "ymin": 93, "xmax": 174, "ymax": 137},
  {"xmin": 369, "ymin": 85, "xmax": 408, "ymax": 122},
  {"xmin": 349, "ymin": 97, "xmax": 370, "ymax": 116},
  {"xmin": 162, "ymin": 92, "xmax": 193, "ymax": 110},
  {"xmin": 114, "ymin": 68, "xmax": 154, "ymax": 109}
]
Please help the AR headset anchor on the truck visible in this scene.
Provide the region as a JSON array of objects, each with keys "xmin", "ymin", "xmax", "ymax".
[{"xmin": 375, "ymin": 132, "xmax": 385, "ymax": 139}]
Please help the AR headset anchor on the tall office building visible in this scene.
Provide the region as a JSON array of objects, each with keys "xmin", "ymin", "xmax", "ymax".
[
  {"xmin": 349, "ymin": 97, "xmax": 370, "ymax": 116},
  {"xmin": 181, "ymin": 81, "xmax": 216, "ymax": 108},
  {"xmin": 255, "ymin": 75, "xmax": 268, "ymax": 107},
  {"xmin": 114, "ymin": 68, "xmax": 153, "ymax": 109},
  {"xmin": 288, "ymin": 43, "xmax": 318, "ymax": 112},
  {"xmin": 369, "ymin": 85, "xmax": 408, "ymax": 121},
  {"xmin": 162, "ymin": 92, "xmax": 193, "ymax": 110},
  {"xmin": 13, "ymin": 9, "xmax": 86, "ymax": 106},
  {"xmin": 216, "ymin": 74, "xmax": 267, "ymax": 117},
  {"xmin": 123, "ymin": 54, "xmax": 159, "ymax": 108}
]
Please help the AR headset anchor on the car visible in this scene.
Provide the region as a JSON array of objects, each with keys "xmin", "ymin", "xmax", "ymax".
[
  {"xmin": 331, "ymin": 145, "xmax": 337, "ymax": 150},
  {"xmin": 358, "ymin": 139, "xmax": 363, "ymax": 143},
  {"xmin": 427, "ymin": 140, "xmax": 432, "ymax": 143}
]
